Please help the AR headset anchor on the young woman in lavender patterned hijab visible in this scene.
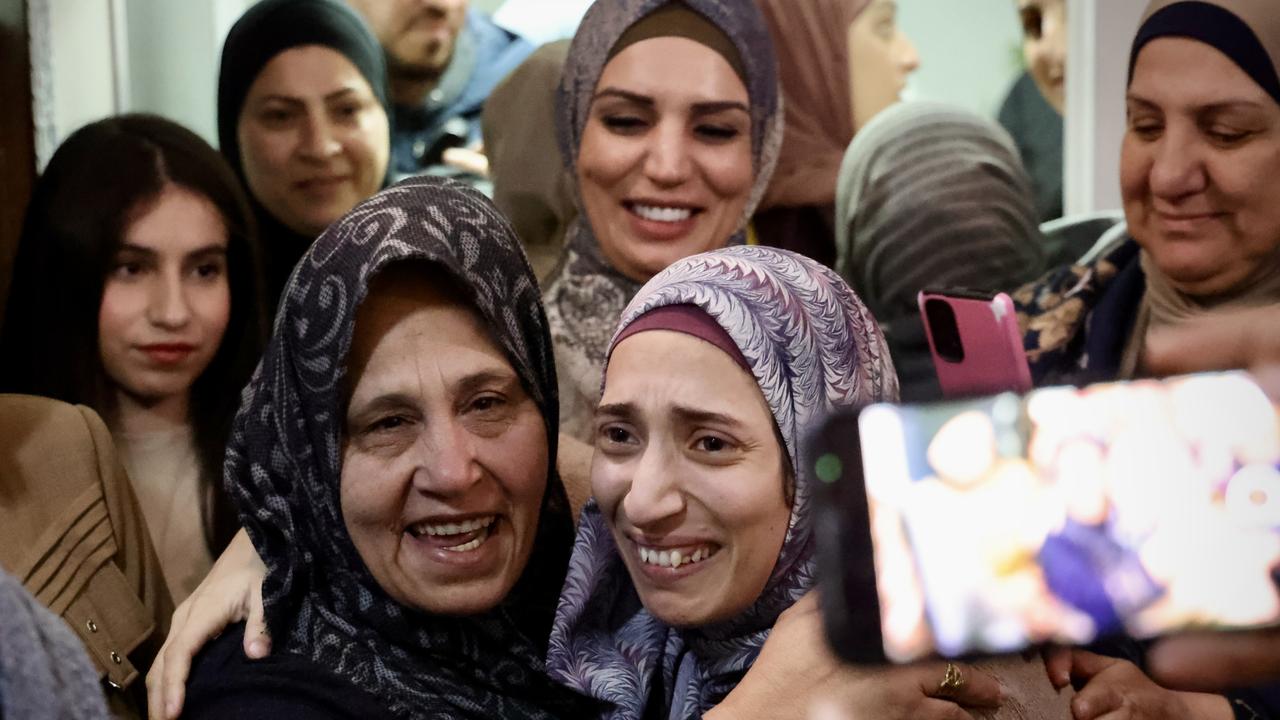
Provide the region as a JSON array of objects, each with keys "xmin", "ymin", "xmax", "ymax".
[{"xmin": 547, "ymin": 245, "xmax": 901, "ymax": 718}]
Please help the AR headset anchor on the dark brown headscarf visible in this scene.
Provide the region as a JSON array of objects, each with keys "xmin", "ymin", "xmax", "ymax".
[{"xmin": 756, "ymin": 0, "xmax": 871, "ymax": 208}]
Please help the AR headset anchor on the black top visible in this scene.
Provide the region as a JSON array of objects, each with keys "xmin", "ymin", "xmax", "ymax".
[
  {"xmin": 998, "ymin": 71, "xmax": 1063, "ymax": 224},
  {"xmin": 184, "ymin": 623, "xmax": 389, "ymax": 719},
  {"xmin": 753, "ymin": 203, "xmax": 837, "ymax": 268}
]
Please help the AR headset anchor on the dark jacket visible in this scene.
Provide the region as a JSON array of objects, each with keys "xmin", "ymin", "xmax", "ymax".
[
  {"xmin": 998, "ymin": 71, "xmax": 1064, "ymax": 224},
  {"xmin": 391, "ymin": 10, "xmax": 534, "ymax": 176}
]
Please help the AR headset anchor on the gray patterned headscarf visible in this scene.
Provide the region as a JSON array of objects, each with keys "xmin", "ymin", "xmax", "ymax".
[
  {"xmin": 225, "ymin": 176, "xmax": 587, "ymax": 718},
  {"xmin": 547, "ymin": 245, "xmax": 898, "ymax": 719},
  {"xmin": 836, "ymin": 101, "xmax": 1045, "ymax": 324},
  {"xmin": 542, "ymin": 0, "xmax": 783, "ymax": 443}
]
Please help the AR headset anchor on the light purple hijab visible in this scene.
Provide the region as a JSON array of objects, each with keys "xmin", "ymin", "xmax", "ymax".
[{"xmin": 547, "ymin": 245, "xmax": 899, "ymax": 718}]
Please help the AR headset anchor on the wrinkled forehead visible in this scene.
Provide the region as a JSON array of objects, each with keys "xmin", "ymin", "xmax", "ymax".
[{"xmin": 343, "ymin": 262, "xmax": 499, "ymax": 396}]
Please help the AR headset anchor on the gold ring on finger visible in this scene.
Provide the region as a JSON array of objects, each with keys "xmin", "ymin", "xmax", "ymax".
[{"xmin": 936, "ymin": 662, "xmax": 966, "ymax": 698}]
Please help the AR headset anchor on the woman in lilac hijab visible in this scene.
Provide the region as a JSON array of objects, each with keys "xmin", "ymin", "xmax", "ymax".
[{"xmin": 548, "ymin": 245, "xmax": 903, "ymax": 717}]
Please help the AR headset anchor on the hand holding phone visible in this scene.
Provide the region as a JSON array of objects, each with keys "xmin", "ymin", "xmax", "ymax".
[
  {"xmin": 813, "ymin": 371, "xmax": 1280, "ymax": 664},
  {"xmin": 919, "ymin": 289, "xmax": 1032, "ymax": 398}
]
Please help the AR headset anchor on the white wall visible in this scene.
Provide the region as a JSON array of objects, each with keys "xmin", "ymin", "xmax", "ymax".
[
  {"xmin": 33, "ymin": 0, "xmax": 125, "ymax": 166},
  {"xmin": 898, "ymin": 0, "xmax": 1025, "ymax": 118},
  {"xmin": 31, "ymin": 0, "xmax": 251, "ymax": 166},
  {"xmin": 1064, "ymin": 0, "xmax": 1146, "ymax": 215},
  {"xmin": 125, "ymin": 0, "xmax": 255, "ymax": 146}
]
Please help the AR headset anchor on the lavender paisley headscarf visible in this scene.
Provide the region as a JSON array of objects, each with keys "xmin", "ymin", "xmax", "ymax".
[
  {"xmin": 547, "ymin": 245, "xmax": 899, "ymax": 719},
  {"xmin": 542, "ymin": 0, "xmax": 783, "ymax": 443},
  {"xmin": 224, "ymin": 176, "xmax": 587, "ymax": 718}
]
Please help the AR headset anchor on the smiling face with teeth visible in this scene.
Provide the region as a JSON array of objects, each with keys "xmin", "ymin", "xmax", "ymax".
[
  {"xmin": 577, "ymin": 36, "xmax": 755, "ymax": 284},
  {"xmin": 593, "ymin": 330, "xmax": 791, "ymax": 627},
  {"xmin": 339, "ymin": 266, "xmax": 549, "ymax": 615}
]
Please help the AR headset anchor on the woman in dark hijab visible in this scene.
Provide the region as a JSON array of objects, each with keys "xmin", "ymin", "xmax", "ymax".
[
  {"xmin": 217, "ymin": 0, "xmax": 392, "ymax": 308},
  {"xmin": 543, "ymin": 0, "xmax": 783, "ymax": 443},
  {"xmin": 182, "ymin": 176, "xmax": 588, "ymax": 718}
]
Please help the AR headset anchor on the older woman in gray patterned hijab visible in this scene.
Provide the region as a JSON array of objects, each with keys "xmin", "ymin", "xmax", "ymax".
[
  {"xmin": 182, "ymin": 177, "xmax": 590, "ymax": 719},
  {"xmin": 542, "ymin": 0, "xmax": 783, "ymax": 443},
  {"xmin": 547, "ymin": 245, "xmax": 898, "ymax": 719}
]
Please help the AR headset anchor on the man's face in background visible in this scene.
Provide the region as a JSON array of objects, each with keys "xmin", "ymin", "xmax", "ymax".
[{"xmin": 347, "ymin": 0, "xmax": 470, "ymax": 80}]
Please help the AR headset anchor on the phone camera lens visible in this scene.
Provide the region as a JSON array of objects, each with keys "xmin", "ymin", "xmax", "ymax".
[{"xmin": 924, "ymin": 298, "xmax": 965, "ymax": 363}]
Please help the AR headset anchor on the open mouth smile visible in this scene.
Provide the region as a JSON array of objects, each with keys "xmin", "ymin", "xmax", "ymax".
[
  {"xmin": 406, "ymin": 515, "xmax": 497, "ymax": 553},
  {"xmin": 635, "ymin": 542, "xmax": 720, "ymax": 569}
]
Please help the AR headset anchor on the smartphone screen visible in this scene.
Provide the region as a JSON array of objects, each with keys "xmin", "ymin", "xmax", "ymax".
[{"xmin": 822, "ymin": 371, "xmax": 1280, "ymax": 663}]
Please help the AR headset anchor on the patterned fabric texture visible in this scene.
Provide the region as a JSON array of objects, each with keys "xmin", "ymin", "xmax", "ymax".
[
  {"xmin": 547, "ymin": 245, "xmax": 899, "ymax": 719},
  {"xmin": 542, "ymin": 0, "xmax": 783, "ymax": 442},
  {"xmin": 1012, "ymin": 239, "xmax": 1141, "ymax": 386},
  {"xmin": 224, "ymin": 176, "xmax": 585, "ymax": 719}
]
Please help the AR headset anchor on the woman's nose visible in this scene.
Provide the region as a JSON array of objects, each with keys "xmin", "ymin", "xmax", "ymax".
[
  {"xmin": 642, "ymin": 121, "xmax": 694, "ymax": 188},
  {"xmin": 146, "ymin": 273, "xmax": 192, "ymax": 329},
  {"xmin": 1148, "ymin": 129, "xmax": 1209, "ymax": 201},
  {"xmin": 410, "ymin": 418, "xmax": 483, "ymax": 496},
  {"xmin": 898, "ymin": 32, "xmax": 921, "ymax": 74},
  {"xmin": 299, "ymin": 113, "xmax": 341, "ymax": 160},
  {"xmin": 621, "ymin": 446, "xmax": 685, "ymax": 528}
]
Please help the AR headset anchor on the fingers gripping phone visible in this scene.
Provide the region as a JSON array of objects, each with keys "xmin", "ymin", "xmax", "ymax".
[
  {"xmin": 919, "ymin": 289, "xmax": 1032, "ymax": 398},
  {"xmin": 811, "ymin": 371, "xmax": 1280, "ymax": 664}
]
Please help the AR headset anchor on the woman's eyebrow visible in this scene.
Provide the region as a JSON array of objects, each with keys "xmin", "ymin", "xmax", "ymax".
[
  {"xmin": 114, "ymin": 243, "xmax": 155, "ymax": 257},
  {"xmin": 254, "ymin": 94, "xmax": 305, "ymax": 107},
  {"xmin": 454, "ymin": 370, "xmax": 520, "ymax": 398},
  {"xmin": 184, "ymin": 244, "xmax": 229, "ymax": 260},
  {"xmin": 324, "ymin": 86, "xmax": 363, "ymax": 103},
  {"xmin": 595, "ymin": 401, "xmax": 636, "ymax": 419},
  {"xmin": 348, "ymin": 392, "xmax": 416, "ymax": 418},
  {"xmin": 671, "ymin": 405, "xmax": 744, "ymax": 429},
  {"xmin": 691, "ymin": 101, "xmax": 750, "ymax": 117},
  {"xmin": 1127, "ymin": 92, "xmax": 1265, "ymax": 113},
  {"xmin": 593, "ymin": 88, "xmax": 653, "ymax": 106}
]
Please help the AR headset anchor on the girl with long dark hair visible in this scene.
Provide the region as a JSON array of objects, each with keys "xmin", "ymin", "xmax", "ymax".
[{"xmin": 0, "ymin": 113, "xmax": 268, "ymax": 602}]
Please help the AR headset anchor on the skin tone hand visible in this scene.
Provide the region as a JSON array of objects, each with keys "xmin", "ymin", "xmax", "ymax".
[
  {"xmin": 1043, "ymin": 648, "xmax": 1232, "ymax": 719},
  {"xmin": 707, "ymin": 593, "xmax": 1004, "ymax": 720},
  {"xmin": 1146, "ymin": 630, "xmax": 1280, "ymax": 693},
  {"xmin": 442, "ymin": 143, "xmax": 490, "ymax": 178},
  {"xmin": 1144, "ymin": 306, "xmax": 1280, "ymax": 398},
  {"xmin": 146, "ymin": 528, "xmax": 268, "ymax": 720}
]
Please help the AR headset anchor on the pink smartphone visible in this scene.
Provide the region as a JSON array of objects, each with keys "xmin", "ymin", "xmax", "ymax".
[{"xmin": 918, "ymin": 288, "xmax": 1032, "ymax": 398}]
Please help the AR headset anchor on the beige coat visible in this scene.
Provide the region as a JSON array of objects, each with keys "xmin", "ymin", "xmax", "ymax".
[{"xmin": 0, "ymin": 394, "xmax": 173, "ymax": 718}]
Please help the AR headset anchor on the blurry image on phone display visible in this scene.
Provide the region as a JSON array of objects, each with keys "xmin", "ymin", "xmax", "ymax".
[{"xmin": 814, "ymin": 371, "xmax": 1280, "ymax": 663}]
